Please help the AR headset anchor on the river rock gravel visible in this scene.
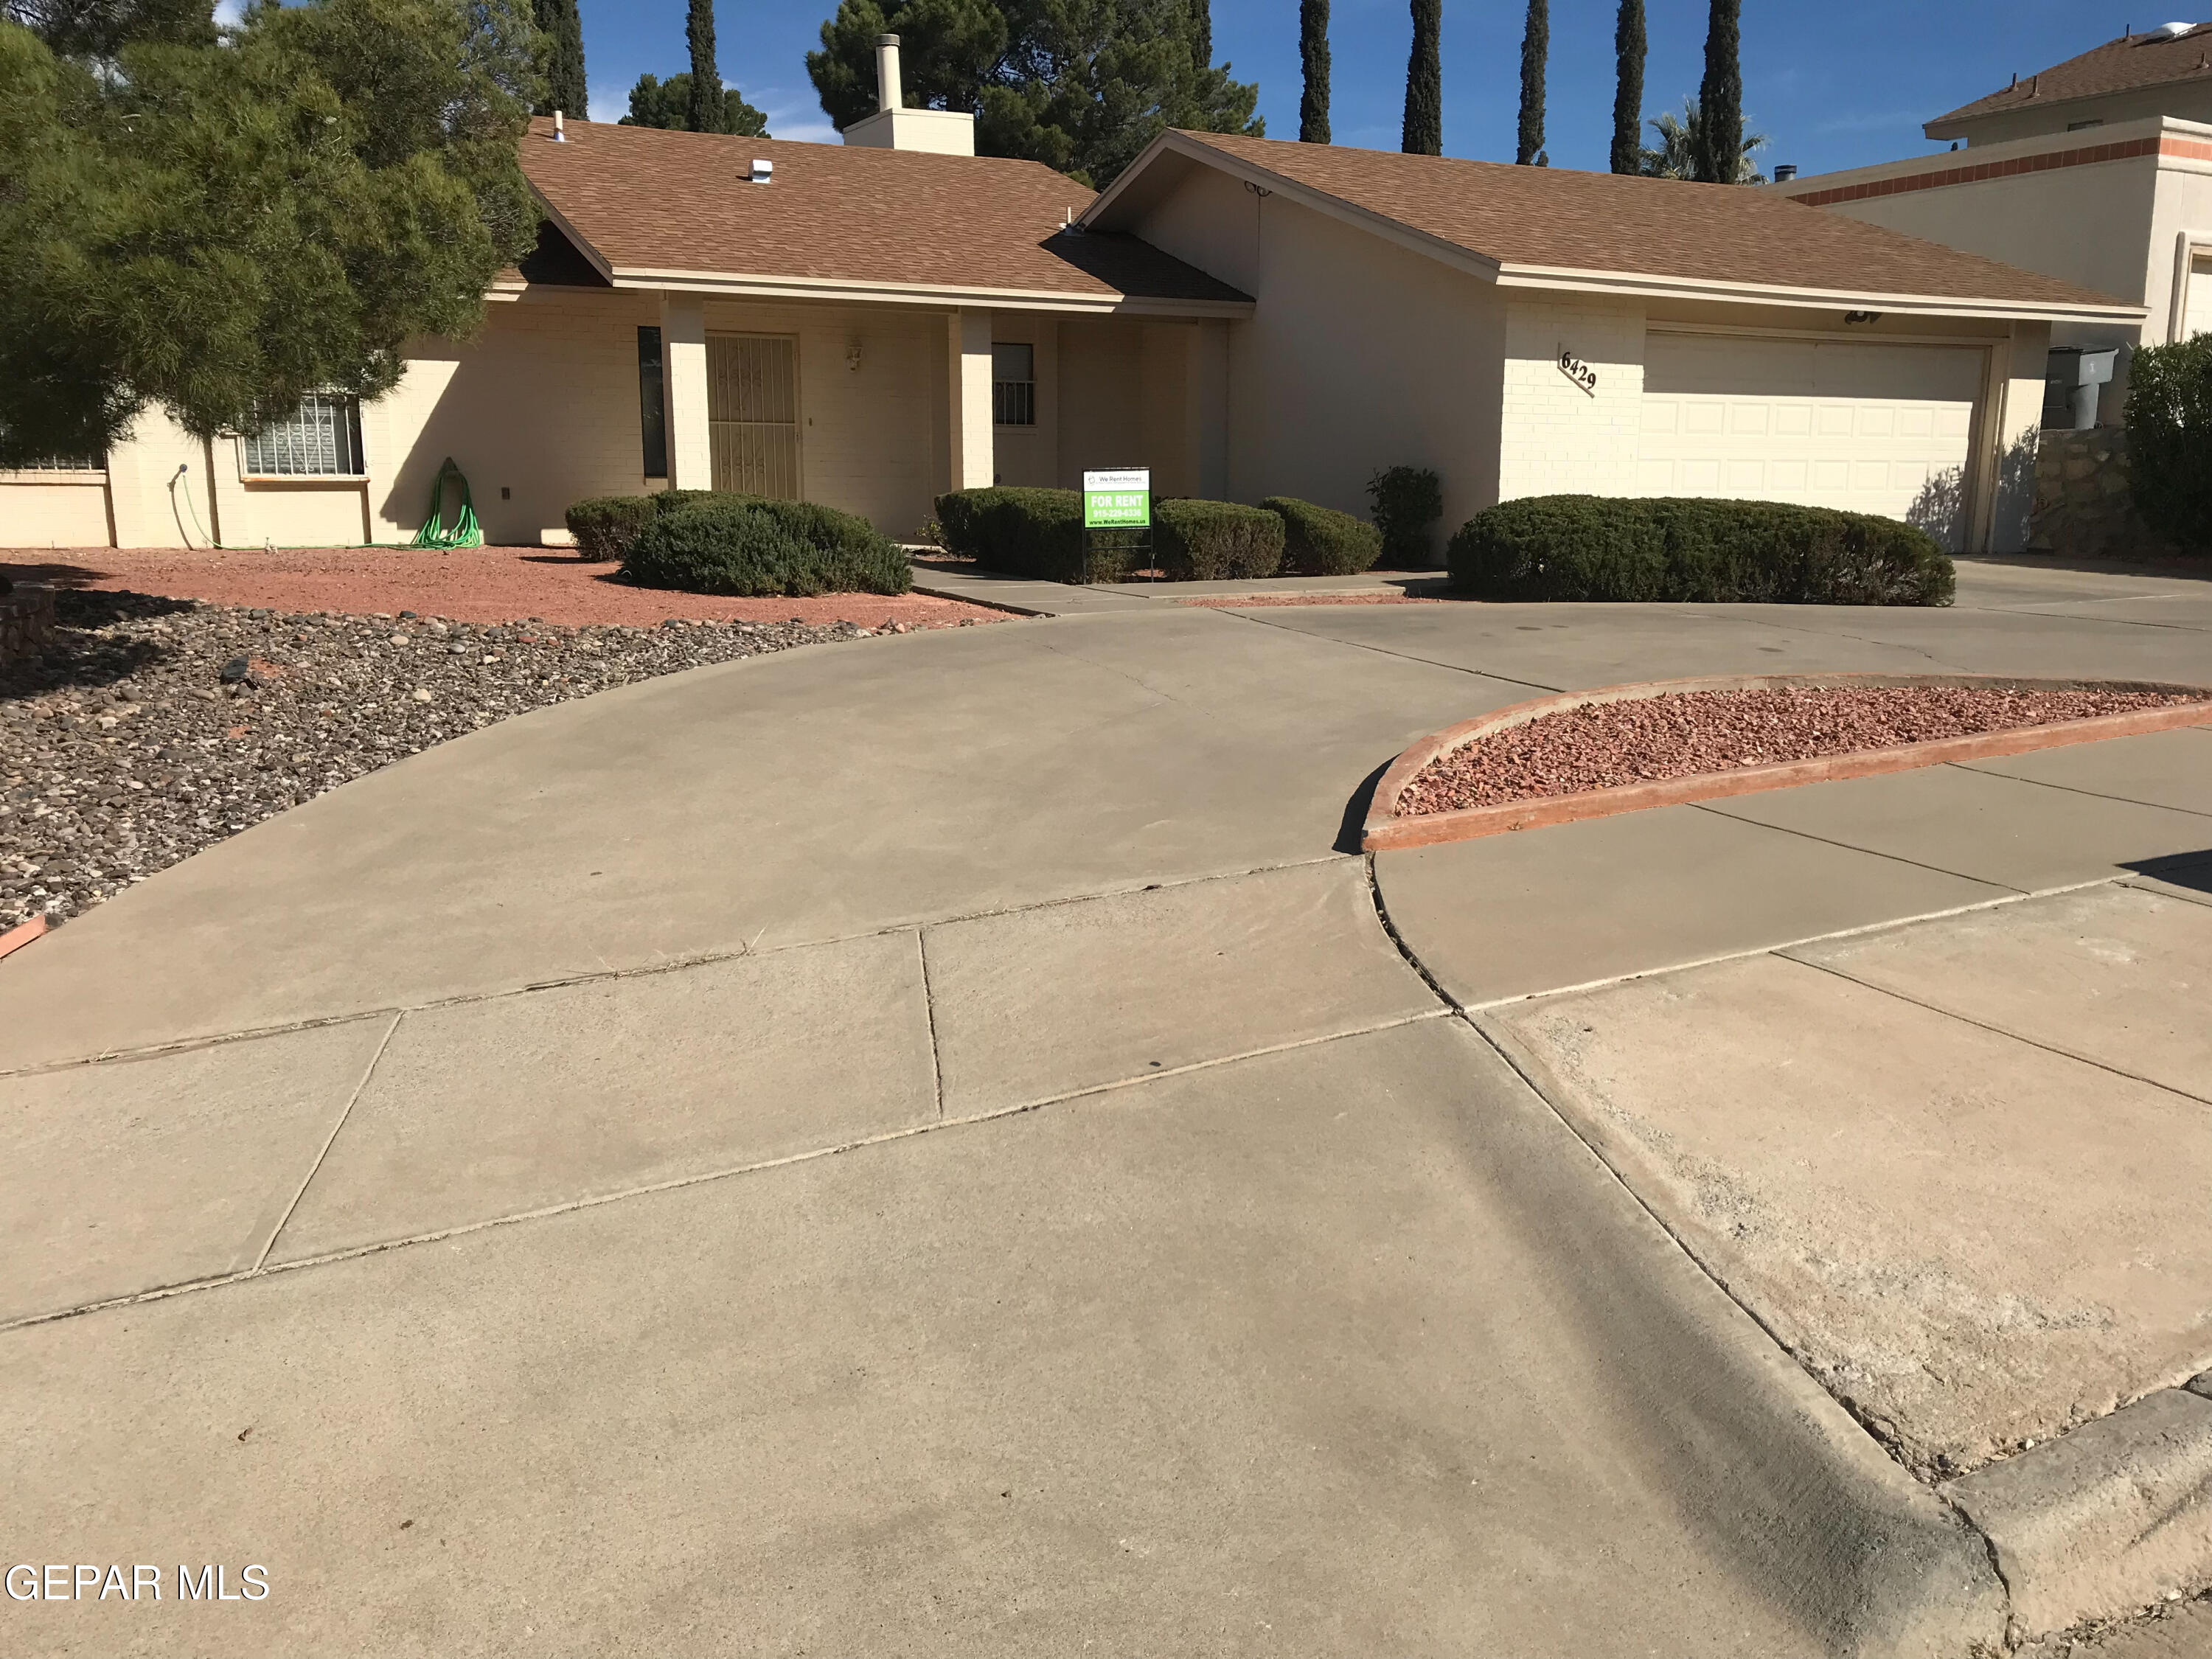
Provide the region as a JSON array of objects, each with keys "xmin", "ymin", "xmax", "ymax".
[
  {"xmin": 1398, "ymin": 684, "xmax": 2209, "ymax": 816},
  {"xmin": 1, "ymin": 590, "xmax": 897, "ymax": 932}
]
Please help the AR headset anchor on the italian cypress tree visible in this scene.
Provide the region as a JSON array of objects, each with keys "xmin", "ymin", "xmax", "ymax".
[
  {"xmin": 684, "ymin": 0, "xmax": 721, "ymax": 136},
  {"xmin": 1298, "ymin": 0, "xmax": 1329, "ymax": 142},
  {"xmin": 1515, "ymin": 0, "xmax": 1545, "ymax": 165},
  {"xmin": 1610, "ymin": 0, "xmax": 1644, "ymax": 174},
  {"xmin": 1694, "ymin": 0, "xmax": 1742, "ymax": 184},
  {"xmin": 1402, "ymin": 0, "xmax": 1440, "ymax": 156},
  {"xmin": 532, "ymin": 0, "xmax": 586, "ymax": 119},
  {"xmin": 1188, "ymin": 0, "xmax": 1211, "ymax": 66}
]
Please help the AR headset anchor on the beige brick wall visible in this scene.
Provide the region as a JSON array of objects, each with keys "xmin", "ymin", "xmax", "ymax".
[{"xmin": 1497, "ymin": 295, "xmax": 1648, "ymax": 504}]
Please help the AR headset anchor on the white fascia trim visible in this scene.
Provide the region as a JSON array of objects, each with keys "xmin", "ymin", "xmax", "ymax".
[
  {"xmin": 1082, "ymin": 131, "xmax": 1507, "ymax": 285},
  {"xmin": 527, "ymin": 187, "xmax": 616, "ymax": 283},
  {"xmin": 1495, "ymin": 264, "xmax": 2149, "ymax": 324},
  {"xmin": 609, "ymin": 267, "xmax": 1251, "ymax": 317}
]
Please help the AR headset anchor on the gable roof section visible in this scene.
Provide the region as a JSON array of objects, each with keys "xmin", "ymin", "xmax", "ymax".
[
  {"xmin": 1086, "ymin": 131, "xmax": 2140, "ymax": 322},
  {"xmin": 517, "ymin": 117, "xmax": 1249, "ymax": 314},
  {"xmin": 1930, "ymin": 24, "xmax": 2212, "ymax": 137}
]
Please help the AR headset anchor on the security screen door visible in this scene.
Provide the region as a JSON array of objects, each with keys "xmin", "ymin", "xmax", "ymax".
[{"xmin": 706, "ymin": 333, "xmax": 800, "ymax": 498}]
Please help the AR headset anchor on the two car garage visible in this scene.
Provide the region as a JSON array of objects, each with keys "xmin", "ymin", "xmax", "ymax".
[{"xmin": 1635, "ymin": 331, "xmax": 1986, "ymax": 549}]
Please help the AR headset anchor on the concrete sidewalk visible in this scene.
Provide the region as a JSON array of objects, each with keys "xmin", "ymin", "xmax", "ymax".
[{"xmin": 4, "ymin": 558, "xmax": 2210, "ymax": 1655}]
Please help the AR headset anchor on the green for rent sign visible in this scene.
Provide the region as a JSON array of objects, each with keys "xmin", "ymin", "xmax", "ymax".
[{"xmin": 1082, "ymin": 468, "xmax": 1150, "ymax": 528}]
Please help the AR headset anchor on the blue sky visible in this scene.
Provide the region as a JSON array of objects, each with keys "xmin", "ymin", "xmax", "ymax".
[{"xmin": 575, "ymin": 1, "xmax": 2169, "ymax": 176}]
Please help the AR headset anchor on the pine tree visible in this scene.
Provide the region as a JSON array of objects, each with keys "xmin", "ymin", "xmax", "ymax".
[
  {"xmin": 1515, "ymin": 0, "xmax": 1545, "ymax": 165},
  {"xmin": 532, "ymin": 0, "xmax": 586, "ymax": 119},
  {"xmin": 1610, "ymin": 0, "xmax": 1644, "ymax": 175},
  {"xmin": 1187, "ymin": 0, "xmax": 1210, "ymax": 67},
  {"xmin": 684, "ymin": 0, "xmax": 721, "ymax": 136},
  {"xmin": 1694, "ymin": 0, "xmax": 1742, "ymax": 184},
  {"xmin": 1298, "ymin": 0, "xmax": 1329, "ymax": 143},
  {"xmin": 1402, "ymin": 0, "xmax": 1440, "ymax": 156}
]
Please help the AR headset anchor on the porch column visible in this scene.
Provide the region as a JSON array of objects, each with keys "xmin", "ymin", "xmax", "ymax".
[
  {"xmin": 1186, "ymin": 319, "xmax": 1230, "ymax": 500},
  {"xmin": 947, "ymin": 309, "xmax": 994, "ymax": 490},
  {"xmin": 661, "ymin": 293, "xmax": 712, "ymax": 490}
]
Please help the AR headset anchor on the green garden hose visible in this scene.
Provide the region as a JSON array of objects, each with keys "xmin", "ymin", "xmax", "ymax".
[{"xmin": 409, "ymin": 456, "xmax": 483, "ymax": 549}]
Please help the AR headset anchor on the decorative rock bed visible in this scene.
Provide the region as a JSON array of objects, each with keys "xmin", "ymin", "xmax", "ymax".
[
  {"xmin": 1362, "ymin": 675, "xmax": 2212, "ymax": 852},
  {"xmin": 1, "ymin": 591, "xmax": 884, "ymax": 934}
]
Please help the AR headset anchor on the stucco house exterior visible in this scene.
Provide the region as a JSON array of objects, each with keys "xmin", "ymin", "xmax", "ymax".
[
  {"xmin": 1771, "ymin": 21, "xmax": 2212, "ymax": 425},
  {"xmin": 1, "ymin": 40, "xmax": 2140, "ymax": 560}
]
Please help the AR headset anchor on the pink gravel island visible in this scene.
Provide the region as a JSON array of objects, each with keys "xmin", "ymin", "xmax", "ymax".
[{"xmin": 1363, "ymin": 675, "xmax": 2212, "ymax": 852}]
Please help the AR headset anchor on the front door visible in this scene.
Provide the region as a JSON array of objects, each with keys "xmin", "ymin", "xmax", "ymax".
[{"xmin": 706, "ymin": 333, "xmax": 801, "ymax": 498}]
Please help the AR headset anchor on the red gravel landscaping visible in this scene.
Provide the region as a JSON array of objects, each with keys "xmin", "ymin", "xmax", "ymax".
[
  {"xmin": 1, "ymin": 546, "xmax": 1013, "ymax": 630},
  {"xmin": 1397, "ymin": 685, "xmax": 2211, "ymax": 816}
]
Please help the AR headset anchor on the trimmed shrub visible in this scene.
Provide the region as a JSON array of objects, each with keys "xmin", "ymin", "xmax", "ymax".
[
  {"xmin": 1155, "ymin": 498, "xmax": 1286, "ymax": 580},
  {"xmin": 564, "ymin": 495, "xmax": 655, "ymax": 563},
  {"xmin": 1262, "ymin": 496, "xmax": 1382, "ymax": 575},
  {"xmin": 933, "ymin": 487, "xmax": 1125, "ymax": 581},
  {"xmin": 1447, "ymin": 495, "xmax": 1953, "ymax": 605},
  {"xmin": 622, "ymin": 496, "xmax": 910, "ymax": 596},
  {"xmin": 1366, "ymin": 465, "xmax": 1444, "ymax": 567},
  {"xmin": 2124, "ymin": 335, "xmax": 2212, "ymax": 552}
]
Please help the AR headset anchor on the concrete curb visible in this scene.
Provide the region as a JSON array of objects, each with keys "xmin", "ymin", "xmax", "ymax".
[
  {"xmin": 0, "ymin": 914, "xmax": 48, "ymax": 962},
  {"xmin": 1474, "ymin": 1003, "xmax": 2212, "ymax": 1649},
  {"xmin": 1360, "ymin": 674, "xmax": 2212, "ymax": 854},
  {"xmin": 1464, "ymin": 1006, "xmax": 2008, "ymax": 1657},
  {"xmin": 1942, "ymin": 1387, "xmax": 2212, "ymax": 1642}
]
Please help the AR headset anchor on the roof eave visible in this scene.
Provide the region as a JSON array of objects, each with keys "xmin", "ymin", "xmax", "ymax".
[
  {"xmin": 1926, "ymin": 67, "xmax": 2212, "ymax": 139},
  {"xmin": 1497, "ymin": 262, "xmax": 2147, "ymax": 323},
  {"xmin": 607, "ymin": 266, "xmax": 1253, "ymax": 317}
]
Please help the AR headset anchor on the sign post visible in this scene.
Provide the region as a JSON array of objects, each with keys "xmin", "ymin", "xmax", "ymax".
[{"xmin": 1081, "ymin": 467, "xmax": 1151, "ymax": 583}]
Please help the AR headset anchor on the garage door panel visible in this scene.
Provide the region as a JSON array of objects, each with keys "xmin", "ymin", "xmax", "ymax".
[{"xmin": 1635, "ymin": 332, "xmax": 1983, "ymax": 550}]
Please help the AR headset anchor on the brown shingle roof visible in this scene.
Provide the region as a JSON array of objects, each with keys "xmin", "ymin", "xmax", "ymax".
[
  {"xmin": 518, "ymin": 117, "xmax": 1248, "ymax": 305},
  {"xmin": 1150, "ymin": 131, "xmax": 2129, "ymax": 310},
  {"xmin": 1929, "ymin": 24, "xmax": 2212, "ymax": 136}
]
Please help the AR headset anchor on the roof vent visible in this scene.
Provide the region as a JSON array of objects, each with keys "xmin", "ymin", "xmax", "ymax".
[
  {"xmin": 1773, "ymin": 162, "xmax": 1798, "ymax": 182},
  {"xmin": 2152, "ymin": 20, "xmax": 2197, "ymax": 38},
  {"xmin": 748, "ymin": 158, "xmax": 773, "ymax": 184}
]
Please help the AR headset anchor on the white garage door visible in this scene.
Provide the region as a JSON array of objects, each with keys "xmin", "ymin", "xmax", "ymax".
[{"xmin": 1638, "ymin": 333, "xmax": 1983, "ymax": 549}]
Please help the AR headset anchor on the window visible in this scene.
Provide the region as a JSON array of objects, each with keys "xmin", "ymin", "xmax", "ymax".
[
  {"xmin": 638, "ymin": 326, "xmax": 668, "ymax": 479},
  {"xmin": 6, "ymin": 453, "xmax": 104, "ymax": 472},
  {"xmin": 241, "ymin": 394, "xmax": 364, "ymax": 476},
  {"xmin": 992, "ymin": 341, "xmax": 1036, "ymax": 427}
]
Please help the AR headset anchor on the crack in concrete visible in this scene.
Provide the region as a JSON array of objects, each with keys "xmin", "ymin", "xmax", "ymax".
[
  {"xmin": 1213, "ymin": 606, "xmax": 1567, "ymax": 694},
  {"xmin": 255, "ymin": 1010, "xmax": 402, "ymax": 1271},
  {"xmin": 0, "ymin": 1005, "xmax": 1450, "ymax": 1337},
  {"xmin": 0, "ymin": 854, "xmax": 1352, "ymax": 1082}
]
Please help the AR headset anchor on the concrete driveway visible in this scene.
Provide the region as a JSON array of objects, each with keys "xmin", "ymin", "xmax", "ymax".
[{"xmin": 2, "ymin": 559, "xmax": 2208, "ymax": 1655}]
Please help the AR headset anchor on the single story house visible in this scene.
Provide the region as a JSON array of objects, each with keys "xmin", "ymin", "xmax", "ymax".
[
  {"xmin": 1771, "ymin": 21, "xmax": 2212, "ymax": 424},
  {"xmin": 3, "ymin": 38, "xmax": 2140, "ymax": 558}
]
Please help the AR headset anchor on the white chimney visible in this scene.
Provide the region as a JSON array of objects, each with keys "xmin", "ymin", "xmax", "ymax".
[{"xmin": 875, "ymin": 33, "xmax": 902, "ymax": 113}]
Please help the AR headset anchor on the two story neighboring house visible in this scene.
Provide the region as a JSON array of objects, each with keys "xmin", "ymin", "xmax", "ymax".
[{"xmin": 1772, "ymin": 21, "xmax": 2212, "ymax": 425}]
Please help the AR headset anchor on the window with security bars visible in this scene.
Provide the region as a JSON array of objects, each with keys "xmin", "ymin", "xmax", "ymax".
[
  {"xmin": 241, "ymin": 394, "xmax": 365, "ymax": 476},
  {"xmin": 6, "ymin": 453, "xmax": 105, "ymax": 471},
  {"xmin": 992, "ymin": 341, "xmax": 1036, "ymax": 427}
]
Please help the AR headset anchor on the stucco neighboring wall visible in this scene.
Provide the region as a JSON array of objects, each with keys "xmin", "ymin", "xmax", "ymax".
[
  {"xmin": 1812, "ymin": 156, "xmax": 2160, "ymax": 315},
  {"xmin": 1498, "ymin": 296, "xmax": 1646, "ymax": 504}
]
